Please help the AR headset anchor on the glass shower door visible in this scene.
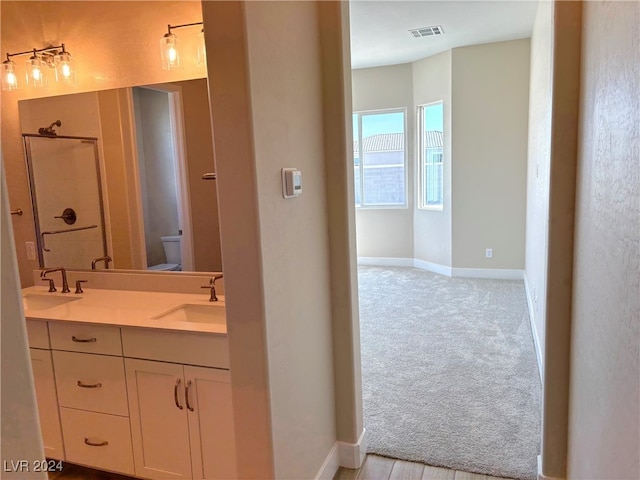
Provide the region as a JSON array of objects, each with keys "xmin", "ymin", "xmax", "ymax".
[{"xmin": 24, "ymin": 135, "xmax": 107, "ymax": 270}]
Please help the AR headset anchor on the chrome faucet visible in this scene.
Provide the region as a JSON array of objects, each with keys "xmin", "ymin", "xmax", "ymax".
[
  {"xmin": 91, "ymin": 255, "xmax": 112, "ymax": 270},
  {"xmin": 41, "ymin": 267, "xmax": 70, "ymax": 293},
  {"xmin": 201, "ymin": 274, "xmax": 223, "ymax": 302}
]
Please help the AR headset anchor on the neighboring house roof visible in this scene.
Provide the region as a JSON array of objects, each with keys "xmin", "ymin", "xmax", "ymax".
[
  {"xmin": 354, "ymin": 131, "xmax": 442, "ymax": 155},
  {"xmin": 424, "ymin": 131, "xmax": 443, "ymax": 149}
]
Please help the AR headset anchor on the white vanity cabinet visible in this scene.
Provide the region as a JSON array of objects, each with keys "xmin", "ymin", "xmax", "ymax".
[
  {"xmin": 123, "ymin": 328, "xmax": 236, "ymax": 480},
  {"xmin": 26, "ymin": 319, "xmax": 65, "ymax": 460},
  {"xmin": 48, "ymin": 322, "xmax": 135, "ymax": 476},
  {"xmin": 24, "ymin": 310, "xmax": 235, "ymax": 480}
]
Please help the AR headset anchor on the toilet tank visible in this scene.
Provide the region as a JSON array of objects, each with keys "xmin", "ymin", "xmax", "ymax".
[{"xmin": 161, "ymin": 235, "xmax": 182, "ymax": 264}]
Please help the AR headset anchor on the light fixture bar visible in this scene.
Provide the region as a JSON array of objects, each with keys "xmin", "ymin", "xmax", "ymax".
[
  {"xmin": 5, "ymin": 44, "xmax": 67, "ymax": 60},
  {"xmin": 167, "ymin": 22, "xmax": 204, "ymax": 34}
]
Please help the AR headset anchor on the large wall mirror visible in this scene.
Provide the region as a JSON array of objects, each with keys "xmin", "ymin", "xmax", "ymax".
[{"xmin": 17, "ymin": 78, "xmax": 222, "ymax": 273}]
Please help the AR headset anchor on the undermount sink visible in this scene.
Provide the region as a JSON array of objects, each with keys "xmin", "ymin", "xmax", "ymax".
[
  {"xmin": 153, "ymin": 303, "xmax": 226, "ymax": 325},
  {"xmin": 23, "ymin": 294, "xmax": 80, "ymax": 311}
]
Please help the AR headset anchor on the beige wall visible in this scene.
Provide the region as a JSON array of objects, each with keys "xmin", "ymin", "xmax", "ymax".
[
  {"xmin": 352, "ymin": 64, "xmax": 414, "ymax": 259},
  {"xmin": 1, "ymin": 171, "xmax": 47, "ymax": 479},
  {"xmin": 1, "ymin": 1, "xmax": 205, "ymax": 286},
  {"xmin": 524, "ymin": 0, "xmax": 553, "ymax": 371},
  {"xmin": 451, "ymin": 39, "xmax": 530, "ymax": 270},
  {"xmin": 567, "ymin": 1, "xmax": 640, "ymax": 477},
  {"xmin": 244, "ymin": 2, "xmax": 337, "ymax": 477},
  {"xmin": 413, "ymin": 50, "xmax": 452, "ymax": 267},
  {"xmin": 352, "ymin": 41, "xmax": 529, "ymax": 271},
  {"xmin": 180, "ymin": 79, "xmax": 222, "ymax": 272}
]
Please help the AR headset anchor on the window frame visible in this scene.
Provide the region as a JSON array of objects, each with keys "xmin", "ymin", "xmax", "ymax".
[
  {"xmin": 353, "ymin": 107, "xmax": 408, "ymax": 209},
  {"xmin": 417, "ymin": 101, "xmax": 445, "ymax": 211}
]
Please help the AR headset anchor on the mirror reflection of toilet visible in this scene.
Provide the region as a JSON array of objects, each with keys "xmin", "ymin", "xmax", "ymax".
[{"xmin": 148, "ymin": 235, "xmax": 182, "ymax": 271}]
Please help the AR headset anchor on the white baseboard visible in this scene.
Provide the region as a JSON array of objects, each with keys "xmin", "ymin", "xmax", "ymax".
[
  {"xmin": 451, "ymin": 268, "xmax": 524, "ymax": 280},
  {"xmin": 524, "ymin": 273, "xmax": 544, "ymax": 381},
  {"xmin": 337, "ymin": 428, "xmax": 367, "ymax": 469},
  {"xmin": 357, "ymin": 257, "xmax": 413, "ymax": 267},
  {"xmin": 537, "ymin": 455, "xmax": 565, "ymax": 480},
  {"xmin": 412, "ymin": 258, "xmax": 453, "ymax": 276},
  {"xmin": 314, "ymin": 443, "xmax": 339, "ymax": 480}
]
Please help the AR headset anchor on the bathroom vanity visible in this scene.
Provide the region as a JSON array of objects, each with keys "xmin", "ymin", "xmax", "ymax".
[{"xmin": 23, "ymin": 284, "xmax": 235, "ymax": 480}]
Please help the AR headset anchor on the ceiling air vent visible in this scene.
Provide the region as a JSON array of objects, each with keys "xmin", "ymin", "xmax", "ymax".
[{"xmin": 409, "ymin": 25, "xmax": 444, "ymax": 38}]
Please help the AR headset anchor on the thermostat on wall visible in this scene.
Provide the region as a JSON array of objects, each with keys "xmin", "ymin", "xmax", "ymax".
[{"xmin": 281, "ymin": 168, "xmax": 302, "ymax": 199}]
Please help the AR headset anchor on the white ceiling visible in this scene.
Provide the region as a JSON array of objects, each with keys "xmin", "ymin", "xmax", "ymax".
[{"xmin": 349, "ymin": 1, "xmax": 539, "ymax": 69}]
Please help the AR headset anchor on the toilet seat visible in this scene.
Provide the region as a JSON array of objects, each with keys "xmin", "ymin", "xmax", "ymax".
[{"xmin": 147, "ymin": 263, "xmax": 181, "ymax": 271}]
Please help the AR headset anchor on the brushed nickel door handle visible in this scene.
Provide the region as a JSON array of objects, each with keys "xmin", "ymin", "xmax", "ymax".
[
  {"xmin": 71, "ymin": 336, "xmax": 97, "ymax": 343},
  {"xmin": 185, "ymin": 380, "xmax": 194, "ymax": 412},
  {"xmin": 84, "ymin": 438, "xmax": 108, "ymax": 447},
  {"xmin": 174, "ymin": 378, "xmax": 183, "ymax": 410},
  {"xmin": 77, "ymin": 380, "xmax": 102, "ymax": 389}
]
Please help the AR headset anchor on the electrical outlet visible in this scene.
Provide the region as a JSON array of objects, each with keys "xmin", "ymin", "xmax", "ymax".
[
  {"xmin": 26, "ymin": 242, "xmax": 36, "ymax": 260},
  {"xmin": 485, "ymin": 248, "xmax": 493, "ymax": 259}
]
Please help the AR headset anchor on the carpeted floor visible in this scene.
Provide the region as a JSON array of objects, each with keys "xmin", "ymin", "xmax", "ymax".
[{"xmin": 358, "ymin": 266, "xmax": 541, "ymax": 480}]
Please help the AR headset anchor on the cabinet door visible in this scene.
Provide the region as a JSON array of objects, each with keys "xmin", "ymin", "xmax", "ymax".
[
  {"xmin": 184, "ymin": 366, "xmax": 236, "ymax": 480},
  {"xmin": 125, "ymin": 359, "xmax": 192, "ymax": 479},
  {"xmin": 29, "ymin": 348, "xmax": 65, "ymax": 460}
]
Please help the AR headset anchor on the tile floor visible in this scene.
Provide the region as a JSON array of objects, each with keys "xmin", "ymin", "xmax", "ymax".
[{"xmin": 334, "ymin": 454, "xmax": 513, "ymax": 480}]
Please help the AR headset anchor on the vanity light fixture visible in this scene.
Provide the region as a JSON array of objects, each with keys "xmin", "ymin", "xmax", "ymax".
[
  {"xmin": 2, "ymin": 43, "xmax": 76, "ymax": 91},
  {"xmin": 160, "ymin": 22, "xmax": 205, "ymax": 70}
]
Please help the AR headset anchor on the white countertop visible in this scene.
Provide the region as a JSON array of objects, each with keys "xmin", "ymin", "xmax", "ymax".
[{"xmin": 22, "ymin": 286, "xmax": 227, "ymax": 334}]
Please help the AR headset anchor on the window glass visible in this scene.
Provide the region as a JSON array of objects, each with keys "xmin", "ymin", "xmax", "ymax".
[
  {"xmin": 420, "ymin": 103, "xmax": 444, "ymax": 208},
  {"xmin": 353, "ymin": 110, "xmax": 406, "ymax": 207}
]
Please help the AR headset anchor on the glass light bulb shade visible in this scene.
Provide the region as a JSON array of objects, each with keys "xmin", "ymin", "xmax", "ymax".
[
  {"xmin": 160, "ymin": 33, "xmax": 181, "ymax": 70},
  {"xmin": 2, "ymin": 60, "xmax": 19, "ymax": 91},
  {"xmin": 196, "ymin": 29, "xmax": 207, "ymax": 67},
  {"xmin": 25, "ymin": 56, "xmax": 46, "ymax": 87},
  {"xmin": 55, "ymin": 52, "xmax": 77, "ymax": 85}
]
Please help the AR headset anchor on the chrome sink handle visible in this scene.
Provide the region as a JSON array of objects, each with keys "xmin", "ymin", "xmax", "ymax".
[{"xmin": 42, "ymin": 278, "xmax": 56, "ymax": 292}]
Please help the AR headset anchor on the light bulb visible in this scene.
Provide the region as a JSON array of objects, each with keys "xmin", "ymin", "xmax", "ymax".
[
  {"xmin": 160, "ymin": 33, "xmax": 181, "ymax": 70},
  {"xmin": 55, "ymin": 51, "xmax": 76, "ymax": 84},
  {"xmin": 168, "ymin": 46, "xmax": 177, "ymax": 63},
  {"xmin": 2, "ymin": 60, "xmax": 19, "ymax": 91},
  {"xmin": 26, "ymin": 55, "xmax": 46, "ymax": 87}
]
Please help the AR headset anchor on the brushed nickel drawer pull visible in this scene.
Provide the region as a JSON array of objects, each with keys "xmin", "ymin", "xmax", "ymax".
[
  {"xmin": 71, "ymin": 336, "xmax": 97, "ymax": 343},
  {"xmin": 84, "ymin": 438, "xmax": 108, "ymax": 447},
  {"xmin": 174, "ymin": 378, "xmax": 183, "ymax": 410},
  {"xmin": 185, "ymin": 380, "xmax": 194, "ymax": 412},
  {"xmin": 77, "ymin": 380, "xmax": 102, "ymax": 389}
]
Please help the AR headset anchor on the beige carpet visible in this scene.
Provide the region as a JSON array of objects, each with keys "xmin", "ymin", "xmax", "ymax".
[{"xmin": 358, "ymin": 266, "xmax": 541, "ymax": 480}]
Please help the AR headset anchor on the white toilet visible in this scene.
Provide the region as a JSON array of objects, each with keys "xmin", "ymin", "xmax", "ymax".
[{"xmin": 148, "ymin": 235, "xmax": 182, "ymax": 271}]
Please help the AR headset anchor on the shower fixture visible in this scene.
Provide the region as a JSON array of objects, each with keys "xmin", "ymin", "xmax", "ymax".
[{"xmin": 38, "ymin": 120, "xmax": 62, "ymax": 137}]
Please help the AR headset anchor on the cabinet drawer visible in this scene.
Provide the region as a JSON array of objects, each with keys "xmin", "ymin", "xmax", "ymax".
[
  {"xmin": 122, "ymin": 328, "xmax": 229, "ymax": 369},
  {"xmin": 26, "ymin": 320, "xmax": 49, "ymax": 349},
  {"xmin": 49, "ymin": 322, "xmax": 122, "ymax": 355},
  {"xmin": 60, "ymin": 407, "xmax": 134, "ymax": 476},
  {"xmin": 53, "ymin": 351, "xmax": 128, "ymax": 417}
]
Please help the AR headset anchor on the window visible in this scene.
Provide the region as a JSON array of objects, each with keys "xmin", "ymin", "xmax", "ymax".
[
  {"xmin": 418, "ymin": 102, "xmax": 444, "ymax": 209},
  {"xmin": 353, "ymin": 109, "xmax": 406, "ymax": 207}
]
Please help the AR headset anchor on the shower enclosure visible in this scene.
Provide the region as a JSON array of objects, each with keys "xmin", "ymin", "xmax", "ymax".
[{"xmin": 23, "ymin": 135, "xmax": 107, "ymax": 270}]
